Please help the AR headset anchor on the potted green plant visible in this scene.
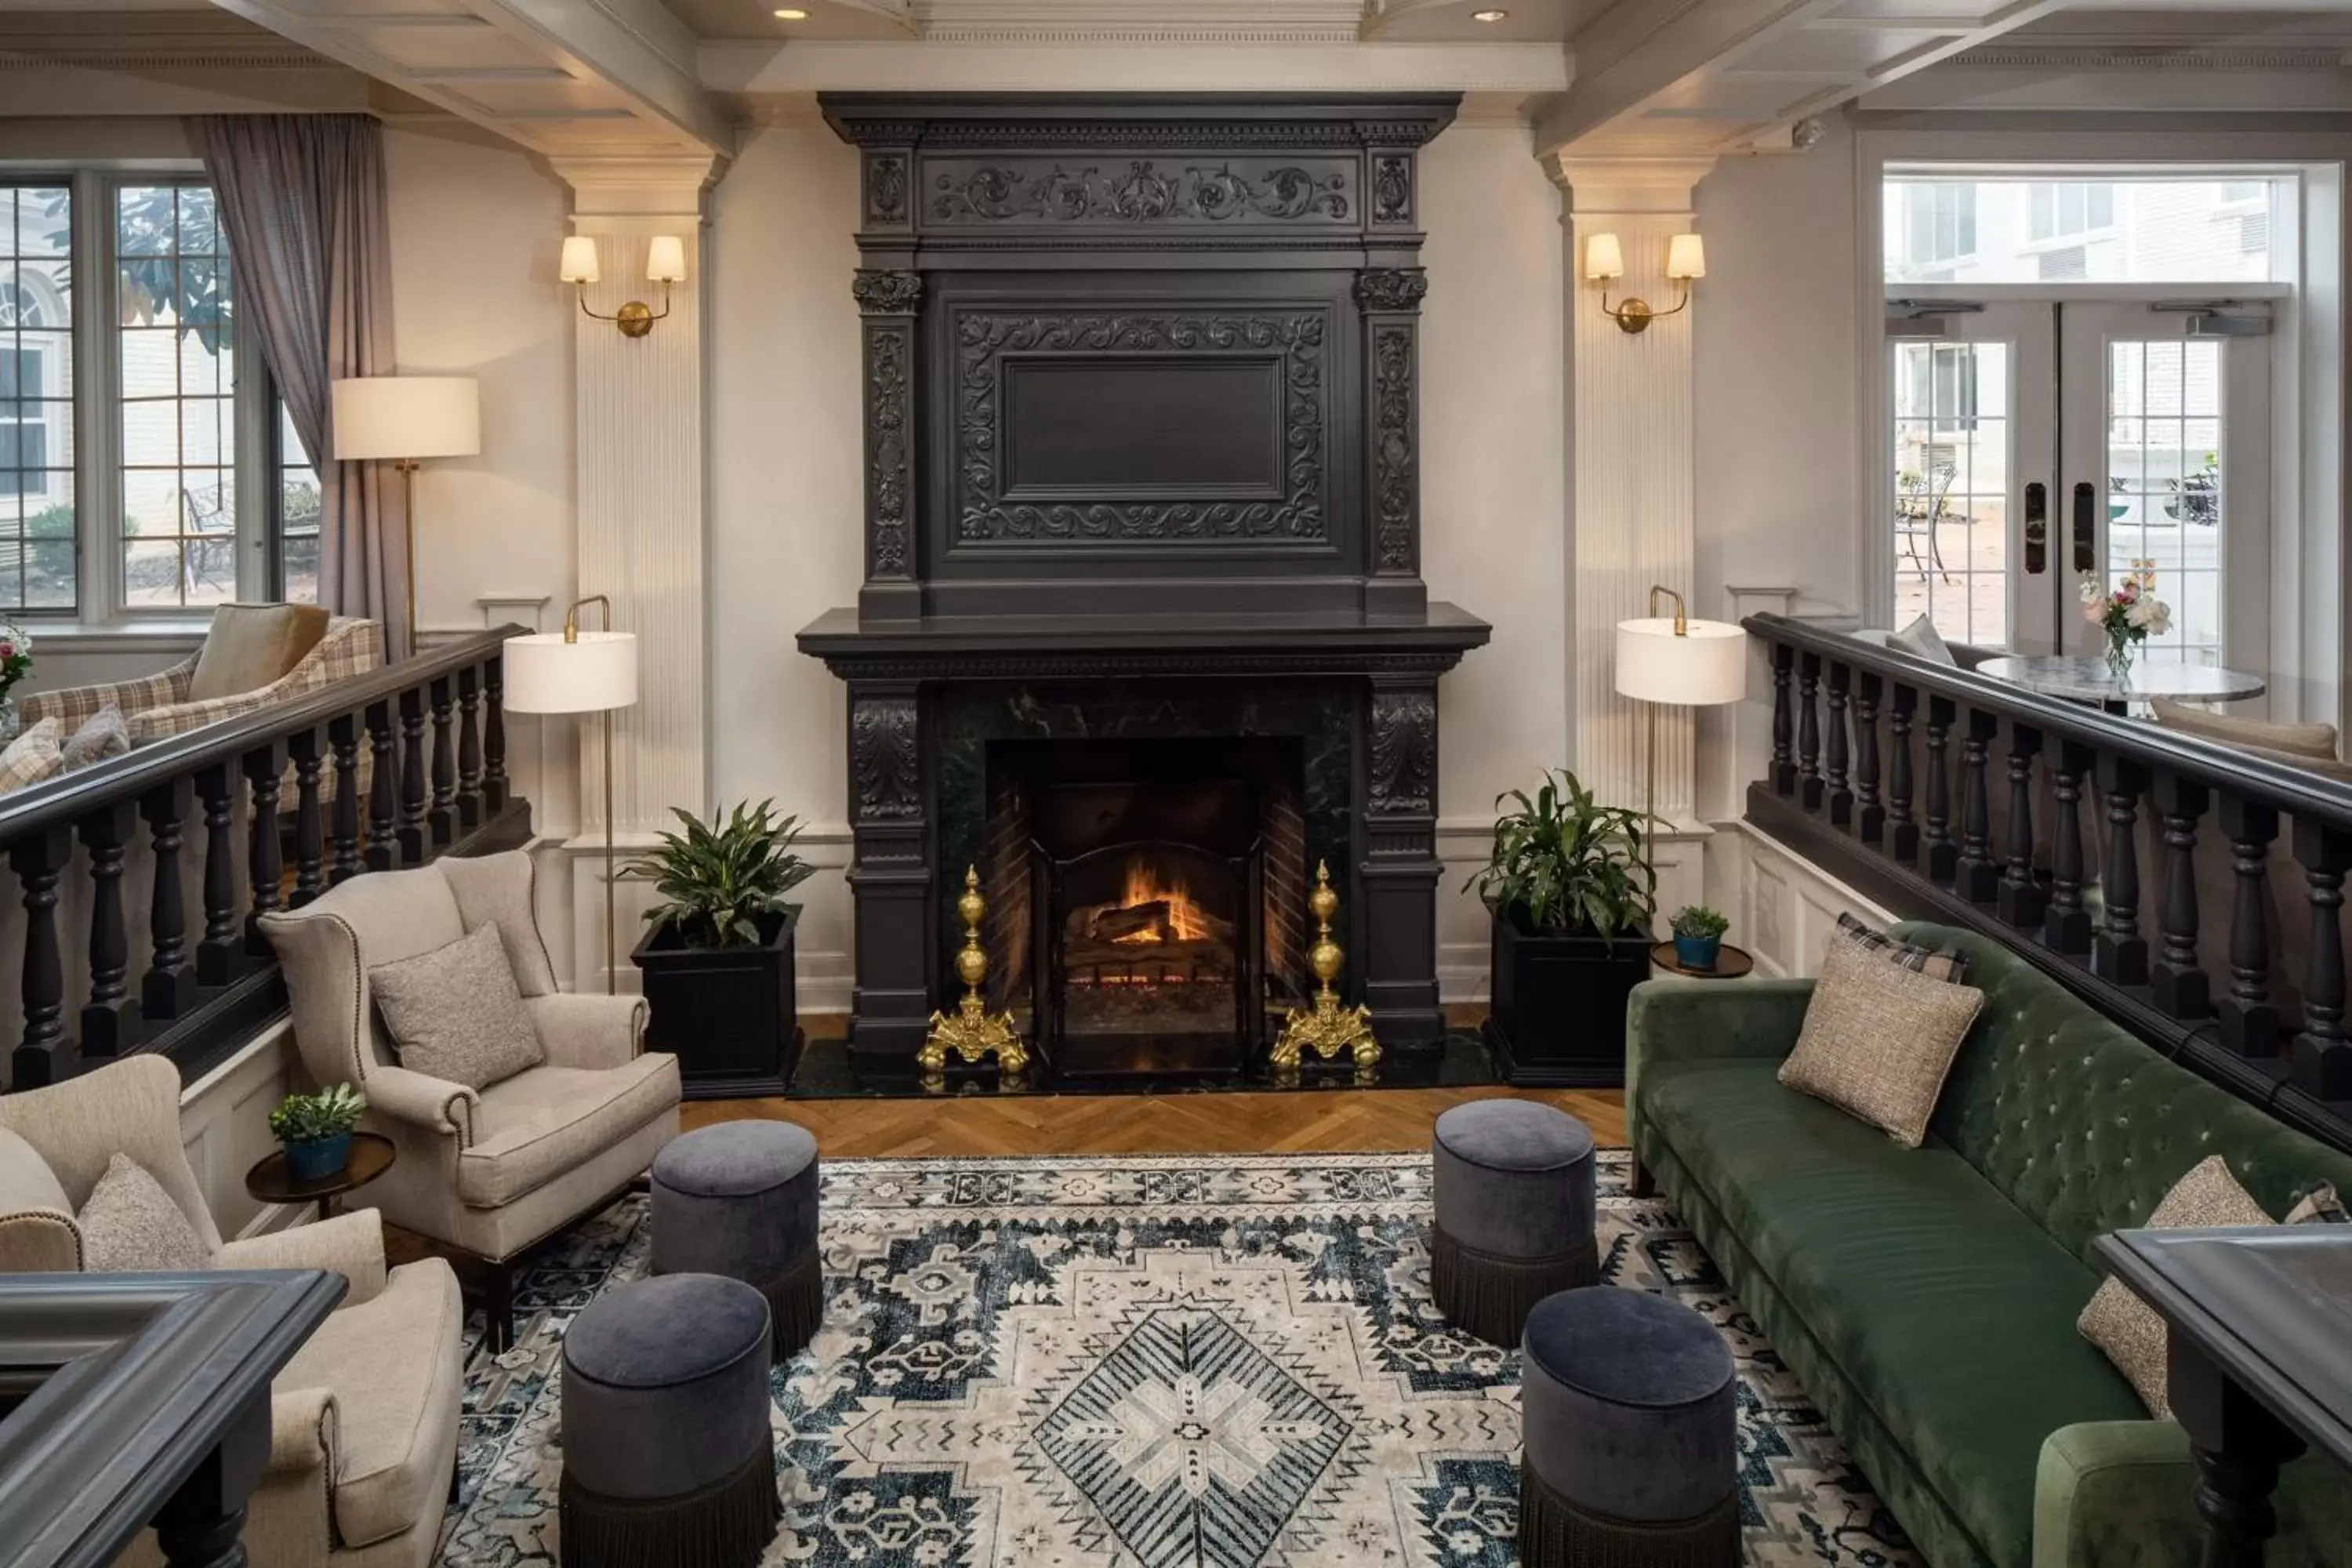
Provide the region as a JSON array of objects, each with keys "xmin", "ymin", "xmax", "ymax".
[
  {"xmin": 1468, "ymin": 770, "xmax": 1657, "ymax": 1087},
  {"xmin": 1670, "ymin": 905, "xmax": 1730, "ymax": 972},
  {"xmin": 268, "ymin": 1083, "xmax": 367, "ymax": 1182},
  {"xmin": 623, "ymin": 800, "xmax": 815, "ymax": 1098}
]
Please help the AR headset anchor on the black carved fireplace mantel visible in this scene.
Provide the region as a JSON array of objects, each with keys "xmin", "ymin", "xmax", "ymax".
[{"xmin": 799, "ymin": 94, "xmax": 1489, "ymax": 1074}]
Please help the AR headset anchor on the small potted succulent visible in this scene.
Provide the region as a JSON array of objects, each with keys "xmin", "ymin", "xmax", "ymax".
[
  {"xmin": 268, "ymin": 1083, "xmax": 366, "ymax": 1181},
  {"xmin": 624, "ymin": 800, "xmax": 815, "ymax": 1098},
  {"xmin": 1669, "ymin": 906, "xmax": 1730, "ymax": 972}
]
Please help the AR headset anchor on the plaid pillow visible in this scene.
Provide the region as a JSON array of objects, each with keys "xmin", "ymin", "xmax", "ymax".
[
  {"xmin": 0, "ymin": 717, "xmax": 64, "ymax": 794},
  {"xmin": 1835, "ymin": 912, "xmax": 1973, "ymax": 985}
]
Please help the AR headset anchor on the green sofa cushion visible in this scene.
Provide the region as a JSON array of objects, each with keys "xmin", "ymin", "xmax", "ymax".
[{"xmin": 1643, "ymin": 1057, "xmax": 2150, "ymax": 1568}]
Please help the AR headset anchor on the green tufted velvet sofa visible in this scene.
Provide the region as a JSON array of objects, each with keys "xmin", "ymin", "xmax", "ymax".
[{"xmin": 1625, "ymin": 921, "xmax": 2352, "ymax": 1568}]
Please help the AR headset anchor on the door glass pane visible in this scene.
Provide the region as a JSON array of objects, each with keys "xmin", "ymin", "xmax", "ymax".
[
  {"xmin": 1892, "ymin": 341, "xmax": 2009, "ymax": 648},
  {"xmin": 1886, "ymin": 176, "xmax": 2277, "ymax": 285},
  {"xmin": 2105, "ymin": 339, "xmax": 2223, "ymax": 662}
]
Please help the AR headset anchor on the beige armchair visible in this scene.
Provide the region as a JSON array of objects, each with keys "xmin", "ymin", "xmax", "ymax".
[
  {"xmin": 260, "ymin": 849, "xmax": 680, "ymax": 1350},
  {"xmin": 0, "ymin": 1055, "xmax": 462, "ymax": 1568}
]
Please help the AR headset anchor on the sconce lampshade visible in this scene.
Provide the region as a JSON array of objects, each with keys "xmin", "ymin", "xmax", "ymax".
[
  {"xmin": 328, "ymin": 376, "xmax": 481, "ymax": 463},
  {"xmin": 645, "ymin": 235, "xmax": 687, "ymax": 283},
  {"xmin": 501, "ymin": 631, "xmax": 639, "ymax": 717},
  {"xmin": 559, "ymin": 235, "xmax": 601, "ymax": 285},
  {"xmin": 1666, "ymin": 232, "xmax": 1708, "ymax": 280},
  {"xmin": 1584, "ymin": 231, "xmax": 1624, "ymax": 281},
  {"xmin": 1614, "ymin": 617, "xmax": 1748, "ymax": 706}
]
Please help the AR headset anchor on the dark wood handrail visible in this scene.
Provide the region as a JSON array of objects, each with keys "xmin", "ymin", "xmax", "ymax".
[{"xmin": 0, "ymin": 626, "xmax": 524, "ymax": 843}]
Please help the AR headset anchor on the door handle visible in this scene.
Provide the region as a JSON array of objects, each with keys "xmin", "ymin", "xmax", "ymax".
[
  {"xmin": 2071, "ymin": 482, "xmax": 2096, "ymax": 573},
  {"xmin": 2024, "ymin": 482, "xmax": 2046, "ymax": 575}
]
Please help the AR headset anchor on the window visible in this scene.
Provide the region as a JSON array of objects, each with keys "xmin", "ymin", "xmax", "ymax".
[
  {"xmin": 1885, "ymin": 174, "xmax": 2285, "ymax": 285},
  {"xmin": 0, "ymin": 172, "xmax": 314, "ymax": 619},
  {"xmin": 2027, "ymin": 182, "xmax": 2115, "ymax": 242},
  {"xmin": 1899, "ymin": 183, "xmax": 1976, "ymax": 274},
  {"xmin": 274, "ymin": 401, "xmax": 320, "ymax": 604}
]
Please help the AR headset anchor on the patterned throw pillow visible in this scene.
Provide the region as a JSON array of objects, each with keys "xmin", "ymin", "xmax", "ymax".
[
  {"xmin": 78, "ymin": 1153, "xmax": 211, "ymax": 1272},
  {"xmin": 1780, "ymin": 931, "xmax": 1986, "ymax": 1148},
  {"xmin": 61, "ymin": 703, "xmax": 130, "ymax": 772},
  {"xmin": 0, "ymin": 717, "xmax": 64, "ymax": 794},
  {"xmin": 2285, "ymin": 1181, "xmax": 2347, "ymax": 1225},
  {"xmin": 1836, "ymin": 912, "xmax": 1973, "ymax": 985},
  {"xmin": 368, "ymin": 922, "xmax": 546, "ymax": 1090},
  {"xmin": 1886, "ymin": 612, "xmax": 1958, "ymax": 667}
]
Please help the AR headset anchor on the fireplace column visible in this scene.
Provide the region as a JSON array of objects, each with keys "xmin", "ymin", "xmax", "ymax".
[
  {"xmin": 1363, "ymin": 674, "xmax": 1445, "ymax": 1046},
  {"xmin": 845, "ymin": 681, "xmax": 932, "ymax": 1059}
]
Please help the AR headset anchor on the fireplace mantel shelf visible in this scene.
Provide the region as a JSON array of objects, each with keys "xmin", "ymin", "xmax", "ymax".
[{"xmin": 798, "ymin": 603, "xmax": 1490, "ymax": 680}]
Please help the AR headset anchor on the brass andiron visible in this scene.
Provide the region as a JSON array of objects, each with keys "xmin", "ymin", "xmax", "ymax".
[
  {"xmin": 1272, "ymin": 860, "xmax": 1379, "ymax": 1068},
  {"xmin": 920, "ymin": 866, "xmax": 1030, "ymax": 1075}
]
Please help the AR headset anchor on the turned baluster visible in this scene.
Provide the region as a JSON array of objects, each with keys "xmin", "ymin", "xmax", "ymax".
[
  {"xmin": 328, "ymin": 715, "xmax": 363, "ymax": 884},
  {"xmin": 9, "ymin": 826, "xmax": 72, "ymax": 1089},
  {"xmin": 427, "ymin": 674, "xmax": 456, "ymax": 846},
  {"xmin": 397, "ymin": 688, "xmax": 428, "ymax": 863},
  {"xmin": 2093, "ymin": 754, "xmax": 2150, "ymax": 986},
  {"xmin": 1954, "ymin": 709, "xmax": 1998, "ymax": 902},
  {"xmin": 2045, "ymin": 741, "xmax": 2095, "ymax": 954},
  {"xmin": 1798, "ymin": 653, "xmax": 1823, "ymax": 811},
  {"xmin": 1923, "ymin": 695, "xmax": 1957, "ymax": 884},
  {"xmin": 195, "ymin": 762, "xmax": 241, "ymax": 986},
  {"xmin": 2290, "ymin": 819, "xmax": 2352, "ymax": 1099},
  {"xmin": 78, "ymin": 801, "xmax": 140, "ymax": 1060},
  {"xmin": 140, "ymin": 778, "xmax": 197, "ymax": 1021},
  {"xmin": 1769, "ymin": 644, "xmax": 1795, "ymax": 795},
  {"xmin": 1825, "ymin": 662, "xmax": 1853, "ymax": 827},
  {"xmin": 288, "ymin": 728, "xmax": 326, "ymax": 908},
  {"xmin": 1854, "ymin": 673, "xmax": 1883, "ymax": 844},
  {"xmin": 2151, "ymin": 771, "xmax": 2212, "ymax": 1019},
  {"xmin": 2215, "ymin": 793, "xmax": 2280, "ymax": 1057},
  {"xmin": 457, "ymin": 665, "xmax": 485, "ymax": 831},
  {"xmin": 484, "ymin": 654, "xmax": 510, "ymax": 812},
  {"xmin": 365, "ymin": 699, "xmax": 397, "ymax": 873},
  {"xmin": 244, "ymin": 742, "xmax": 287, "ymax": 955},
  {"xmin": 1887, "ymin": 683, "xmax": 1918, "ymax": 863},
  {"xmin": 1998, "ymin": 724, "xmax": 2045, "ymax": 929}
]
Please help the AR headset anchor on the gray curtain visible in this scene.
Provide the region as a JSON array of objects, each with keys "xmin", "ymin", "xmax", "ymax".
[{"xmin": 187, "ymin": 114, "xmax": 407, "ymax": 660}]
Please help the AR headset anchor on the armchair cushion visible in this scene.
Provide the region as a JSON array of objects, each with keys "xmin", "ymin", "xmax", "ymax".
[
  {"xmin": 368, "ymin": 924, "xmax": 544, "ymax": 1090},
  {"xmin": 213, "ymin": 1208, "xmax": 390, "ymax": 1307},
  {"xmin": 188, "ymin": 601, "xmax": 331, "ymax": 702},
  {"xmin": 78, "ymin": 1153, "xmax": 210, "ymax": 1272},
  {"xmin": 460, "ymin": 1055, "xmax": 681, "ymax": 1209}
]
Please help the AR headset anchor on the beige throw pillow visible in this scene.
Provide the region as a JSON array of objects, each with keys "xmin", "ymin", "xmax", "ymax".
[
  {"xmin": 1779, "ymin": 932, "xmax": 1984, "ymax": 1147},
  {"xmin": 369, "ymin": 922, "xmax": 545, "ymax": 1089},
  {"xmin": 2151, "ymin": 697, "xmax": 2339, "ymax": 764},
  {"xmin": 2078, "ymin": 1154, "xmax": 2276, "ymax": 1419},
  {"xmin": 1886, "ymin": 612, "xmax": 1958, "ymax": 667},
  {"xmin": 78, "ymin": 1153, "xmax": 211, "ymax": 1272},
  {"xmin": 188, "ymin": 602, "xmax": 332, "ymax": 702},
  {"xmin": 0, "ymin": 717, "xmax": 64, "ymax": 793}
]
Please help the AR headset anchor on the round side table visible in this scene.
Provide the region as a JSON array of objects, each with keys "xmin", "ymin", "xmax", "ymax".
[
  {"xmin": 1647, "ymin": 941, "xmax": 1755, "ymax": 980},
  {"xmin": 245, "ymin": 1132, "xmax": 397, "ymax": 1223}
]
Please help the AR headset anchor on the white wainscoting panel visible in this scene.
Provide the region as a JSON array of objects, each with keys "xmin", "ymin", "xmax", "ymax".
[
  {"xmin": 1718, "ymin": 822, "xmax": 1895, "ymax": 978},
  {"xmin": 180, "ymin": 1022, "xmax": 304, "ymax": 1241}
]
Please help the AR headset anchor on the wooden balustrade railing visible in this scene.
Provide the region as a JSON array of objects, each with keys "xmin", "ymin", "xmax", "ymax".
[
  {"xmin": 1744, "ymin": 612, "xmax": 2352, "ymax": 1156},
  {"xmin": 0, "ymin": 627, "xmax": 529, "ymax": 1092}
]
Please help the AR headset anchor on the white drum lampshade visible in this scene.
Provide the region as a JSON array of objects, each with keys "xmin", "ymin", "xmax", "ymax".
[
  {"xmin": 1614, "ymin": 617, "xmax": 1748, "ymax": 706},
  {"xmin": 329, "ymin": 376, "xmax": 481, "ymax": 463},
  {"xmin": 501, "ymin": 631, "xmax": 639, "ymax": 716}
]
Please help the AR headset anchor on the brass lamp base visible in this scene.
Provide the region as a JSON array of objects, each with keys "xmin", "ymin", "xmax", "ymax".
[
  {"xmin": 1270, "ymin": 860, "xmax": 1380, "ymax": 1069},
  {"xmin": 920, "ymin": 865, "xmax": 1031, "ymax": 1075}
]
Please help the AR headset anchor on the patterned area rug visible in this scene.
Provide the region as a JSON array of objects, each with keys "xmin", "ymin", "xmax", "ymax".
[{"xmin": 441, "ymin": 1151, "xmax": 1915, "ymax": 1566}]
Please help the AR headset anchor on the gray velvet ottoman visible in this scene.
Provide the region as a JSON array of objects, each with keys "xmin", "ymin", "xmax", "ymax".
[
  {"xmin": 651, "ymin": 1120, "xmax": 822, "ymax": 1356},
  {"xmin": 1429, "ymin": 1099, "xmax": 1598, "ymax": 1345},
  {"xmin": 560, "ymin": 1273, "xmax": 781, "ymax": 1568},
  {"xmin": 1519, "ymin": 1287, "xmax": 1739, "ymax": 1568}
]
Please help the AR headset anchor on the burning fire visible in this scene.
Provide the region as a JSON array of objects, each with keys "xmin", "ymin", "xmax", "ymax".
[{"xmin": 1110, "ymin": 858, "xmax": 1214, "ymax": 944}]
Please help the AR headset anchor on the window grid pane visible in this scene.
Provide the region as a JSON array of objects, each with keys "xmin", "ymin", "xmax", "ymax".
[
  {"xmin": 1893, "ymin": 341, "xmax": 2009, "ymax": 649},
  {"xmin": 118, "ymin": 183, "xmax": 237, "ymax": 610},
  {"xmin": 0, "ymin": 185, "xmax": 75, "ymax": 613},
  {"xmin": 2107, "ymin": 339, "xmax": 2223, "ymax": 662},
  {"xmin": 278, "ymin": 400, "xmax": 319, "ymax": 604}
]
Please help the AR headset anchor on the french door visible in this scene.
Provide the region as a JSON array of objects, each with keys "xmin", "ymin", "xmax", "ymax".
[{"xmin": 1888, "ymin": 299, "xmax": 2270, "ymax": 664}]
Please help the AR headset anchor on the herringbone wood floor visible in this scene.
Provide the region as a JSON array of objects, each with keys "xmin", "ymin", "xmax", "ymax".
[{"xmin": 681, "ymin": 1011, "xmax": 1627, "ymax": 1156}]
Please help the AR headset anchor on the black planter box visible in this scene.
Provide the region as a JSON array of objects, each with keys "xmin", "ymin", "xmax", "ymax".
[
  {"xmin": 1482, "ymin": 909, "xmax": 1653, "ymax": 1087},
  {"xmin": 631, "ymin": 906, "xmax": 802, "ymax": 1099}
]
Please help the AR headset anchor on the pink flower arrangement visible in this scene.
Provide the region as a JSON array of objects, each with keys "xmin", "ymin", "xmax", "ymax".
[
  {"xmin": 0, "ymin": 620, "xmax": 31, "ymax": 703},
  {"xmin": 2078, "ymin": 565, "xmax": 2170, "ymax": 673}
]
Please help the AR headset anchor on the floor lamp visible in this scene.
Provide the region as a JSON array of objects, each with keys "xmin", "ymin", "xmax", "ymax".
[
  {"xmin": 1615, "ymin": 586, "xmax": 1748, "ymax": 919},
  {"xmin": 328, "ymin": 376, "xmax": 481, "ymax": 652},
  {"xmin": 503, "ymin": 600, "xmax": 637, "ymax": 993}
]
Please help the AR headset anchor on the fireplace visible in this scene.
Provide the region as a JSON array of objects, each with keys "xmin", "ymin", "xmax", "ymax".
[{"xmin": 800, "ymin": 94, "xmax": 1489, "ymax": 1082}]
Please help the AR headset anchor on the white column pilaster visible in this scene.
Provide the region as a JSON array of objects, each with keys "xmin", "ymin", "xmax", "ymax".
[
  {"xmin": 1553, "ymin": 155, "xmax": 1714, "ymax": 830},
  {"xmin": 552, "ymin": 154, "xmax": 716, "ymax": 989}
]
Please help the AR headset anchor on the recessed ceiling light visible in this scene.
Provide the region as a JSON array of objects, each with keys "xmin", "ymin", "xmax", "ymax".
[
  {"xmin": 1472, "ymin": 8, "xmax": 1508, "ymax": 19},
  {"xmin": 773, "ymin": 7, "xmax": 808, "ymax": 17}
]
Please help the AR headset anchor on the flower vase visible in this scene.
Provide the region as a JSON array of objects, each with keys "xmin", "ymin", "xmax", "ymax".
[{"xmin": 2104, "ymin": 634, "xmax": 2136, "ymax": 682}]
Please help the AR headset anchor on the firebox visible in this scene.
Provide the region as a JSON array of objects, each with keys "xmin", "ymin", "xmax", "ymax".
[{"xmin": 982, "ymin": 739, "xmax": 1307, "ymax": 1076}]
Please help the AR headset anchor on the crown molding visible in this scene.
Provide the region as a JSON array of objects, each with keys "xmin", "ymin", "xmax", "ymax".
[{"xmin": 1958, "ymin": 45, "xmax": 2352, "ymax": 72}]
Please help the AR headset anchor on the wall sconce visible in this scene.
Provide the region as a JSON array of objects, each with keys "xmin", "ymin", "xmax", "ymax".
[
  {"xmin": 559, "ymin": 234, "xmax": 686, "ymax": 338},
  {"xmin": 1585, "ymin": 230, "xmax": 1705, "ymax": 335}
]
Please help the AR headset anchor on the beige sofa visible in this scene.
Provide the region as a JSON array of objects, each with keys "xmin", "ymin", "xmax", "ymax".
[
  {"xmin": 23, "ymin": 606, "xmax": 383, "ymax": 745},
  {"xmin": 0, "ymin": 1056, "xmax": 462, "ymax": 1568},
  {"xmin": 261, "ymin": 850, "xmax": 681, "ymax": 1350}
]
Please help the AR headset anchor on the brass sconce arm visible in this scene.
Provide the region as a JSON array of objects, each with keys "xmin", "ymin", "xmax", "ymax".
[
  {"xmin": 573, "ymin": 280, "xmax": 672, "ymax": 339},
  {"xmin": 1599, "ymin": 281, "xmax": 1693, "ymax": 336}
]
